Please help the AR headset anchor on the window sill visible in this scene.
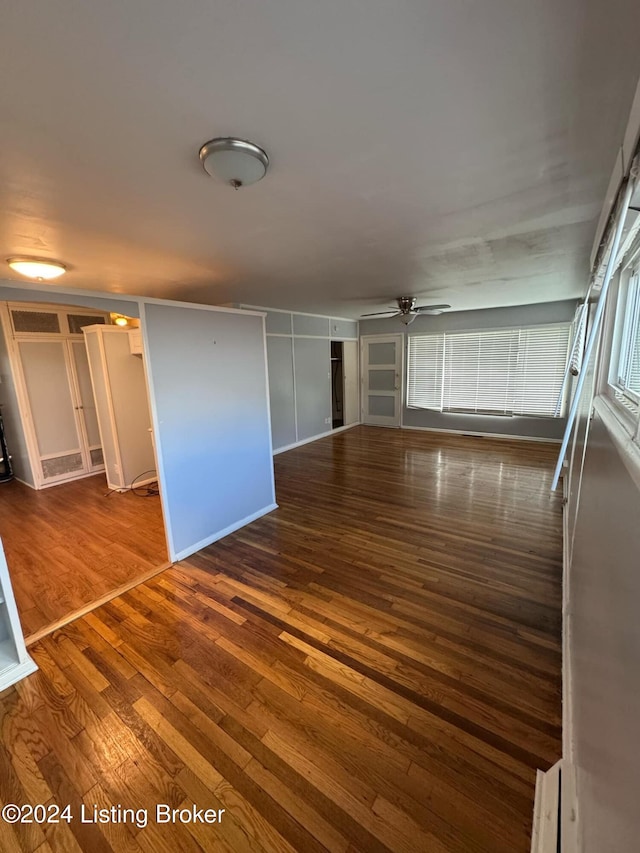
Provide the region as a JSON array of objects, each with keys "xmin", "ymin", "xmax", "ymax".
[{"xmin": 593, "ymin": 395, "xmax": 640, "ymax": 492}]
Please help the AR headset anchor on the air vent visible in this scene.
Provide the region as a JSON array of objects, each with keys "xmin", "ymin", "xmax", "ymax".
[{"xmin": 11, "ymin": 310, "xmax": 60, "ymax": 334}]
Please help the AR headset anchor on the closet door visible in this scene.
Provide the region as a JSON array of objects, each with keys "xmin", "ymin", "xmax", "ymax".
[
  {"xmin": 17, "ymin": 340, "xmax": 88, "ymax": 485},
  {"xmin": 69, "ymin": 341, "xmax": 104, "ymax": 472}
]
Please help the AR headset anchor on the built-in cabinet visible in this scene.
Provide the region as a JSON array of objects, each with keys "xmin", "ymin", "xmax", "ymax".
[
  {"xmin": 0, "ymin": 537, "xmax": 37, "ymax": 692},
  {"xmin": 83, "ymin": 326, "xmax": 156, "ymax": 491},
  {"xmin": 245, "ymin": 307, "xmax": 359, "ymax": 452},
  {"xmin": 0, "ymin": 303, "xmax": 109, "ymax": 487}
]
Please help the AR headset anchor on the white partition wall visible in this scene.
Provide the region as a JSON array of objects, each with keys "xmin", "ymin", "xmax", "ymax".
[{"xmin": 141, "ymin": 302, "xmax": 276, "ymax": 562}]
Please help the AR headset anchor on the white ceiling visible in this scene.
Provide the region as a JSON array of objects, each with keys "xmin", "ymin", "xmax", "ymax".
[{"xmin": 1, "ymin": 0, "xmax": 640, "ymax": 318}]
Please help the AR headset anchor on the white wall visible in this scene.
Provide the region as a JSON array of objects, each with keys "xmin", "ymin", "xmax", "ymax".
[
  {"xmin": 360, "ymin": 300, "xmax": 576, "ymax": 440},
  {"xmin": 561, "ymin": 273, "xmax": 640, "ymax": 852},
  {"xmin": 142, "ymin": 302, "xmax": 276, "ymax": 561},
  {"xmin": 568, "ymin": 407, "xmax": 640, "ymax": 852}
]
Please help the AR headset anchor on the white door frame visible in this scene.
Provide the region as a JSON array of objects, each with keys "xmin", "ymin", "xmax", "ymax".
[{"xmin": 360, "ymin": 334, "xmax": 404, "ymax": 427}]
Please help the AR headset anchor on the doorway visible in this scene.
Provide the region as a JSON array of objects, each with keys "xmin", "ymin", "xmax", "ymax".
[
  {"xmin": 0, "ymin": 301, "xmax": 169, "ymax": 641},
  {"xmin": 360, "ymin": 334, "xmax": 403, "ymax": 427},
  {"xmin": 331, "ymin": 341, "xmax": 345, "ymax": 428}
]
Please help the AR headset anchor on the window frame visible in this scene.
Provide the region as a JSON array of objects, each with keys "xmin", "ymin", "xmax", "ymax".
[
  {"xmin": 406, "ymin": 322, "xmax": 572, "ymax": 419},
  {"xmin": 613, "ymin": 271, "xmax": 640, "ymax": 406},
  {"xmin": 601, "ymin": 262, "xmax": 640, "ymax": 443}
]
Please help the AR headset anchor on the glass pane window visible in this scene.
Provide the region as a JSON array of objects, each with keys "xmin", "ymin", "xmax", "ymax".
[
  {"xmin": 407, "ymin": 323, "xmax": 571, "ymax": 417},
  {"xmin": 617, "ymin": 273, "xmax": 640, "ymax": 400}
]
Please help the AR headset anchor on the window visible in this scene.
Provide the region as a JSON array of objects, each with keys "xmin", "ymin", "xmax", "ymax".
[
  {"xmin": 407, "ymin": 323, "xmax": 572, "ymax": 417},
  {"xmin": 616, "ymin": 272, "xmax": 640, "ymax": 404}
]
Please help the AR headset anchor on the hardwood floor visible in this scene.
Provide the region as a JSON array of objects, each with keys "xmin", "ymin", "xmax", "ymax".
[
  {"xmin": 0, "ymin": 475, "xmax": 168, "ymax": 641},
  {"xmin": 0, "ymin": 427, "xmax": 562, "ymax": 852}
]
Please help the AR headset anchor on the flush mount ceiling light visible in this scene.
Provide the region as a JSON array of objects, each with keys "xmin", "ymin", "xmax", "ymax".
[
  {"xmin": 7, "ymin": 257, "xmax": 67, "ymax": 281},
  {"xmin": 198, "ymin": 137, "xmax": 269, "ymax": 188}
]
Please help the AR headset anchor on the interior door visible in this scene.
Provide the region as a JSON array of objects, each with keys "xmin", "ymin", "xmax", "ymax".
[
  {"xmin": 69, "ymin": 340, "xmax": 105, "ymax": 472},
  {"xmin": 17, "ymin": 340, "xmax": 89, "ymax": 485},
  {"xmin": 360, "ymin": 334, "xmax": 403, "ymax": 427}
]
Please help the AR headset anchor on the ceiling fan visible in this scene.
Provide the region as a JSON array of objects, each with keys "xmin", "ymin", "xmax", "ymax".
[{"xmin": 361, "ymin": 296, "xmax": 451, "ymax": 325}]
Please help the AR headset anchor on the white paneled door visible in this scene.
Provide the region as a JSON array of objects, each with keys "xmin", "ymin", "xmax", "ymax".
[
  {"xmin": 360, "ymin": 334, "xmax": 403, "ymax": 427},
  {"xmin": 16, "ymin": 339, "xmax": 104, "ymax": 486}
]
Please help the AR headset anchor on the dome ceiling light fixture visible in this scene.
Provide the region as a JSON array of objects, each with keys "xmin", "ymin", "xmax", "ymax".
[
  {"xmin": 6, "ymin": 257, "xmax": 67, "ymax": 281},
  {"xmin": 198, "ymin": 137, "xmax": 269, "ymax": 189}
]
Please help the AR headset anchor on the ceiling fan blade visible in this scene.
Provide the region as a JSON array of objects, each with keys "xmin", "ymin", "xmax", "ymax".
[
  {"xmin": 360, "ymin": 310, "xmax": 400, "ymax": 318},
  {"xmin": 414, "ymin": 304, "xmax": 451, "ymax": 313}
]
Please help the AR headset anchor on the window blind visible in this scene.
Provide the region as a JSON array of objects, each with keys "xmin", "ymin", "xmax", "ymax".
[
  {"xmin": 619, "ymin": 274, "xmax": 640, "ymax": 397},
  {"xmin": 568, "ymin": 301, "xmax": 588, "ymax": 376},
  {"xmin": 407, "ymin": 323, "xmax": 571, "ymax": 417},
  {"xmin": 443, "ymin": 329, "xmax": 519, "ymax": 415},
  {"xmin": 407, "ymin": 335, "xmax": 443, "ymax": 410}
]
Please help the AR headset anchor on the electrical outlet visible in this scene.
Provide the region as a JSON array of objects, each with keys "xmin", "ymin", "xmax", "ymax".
[{"xmin": 324, "ymin": 417, "xmax": 331, "ymax": 424}]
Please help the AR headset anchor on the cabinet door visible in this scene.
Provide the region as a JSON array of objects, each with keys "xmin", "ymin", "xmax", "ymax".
[
  {"xmin": 69, "ymin": 341, "xmax": 104, "ymax": 471},
  {"xmin": 266, "ymin": 336, "xmax": 296, "ymax": 450},
  {"xmin": 17, "ymin": 340, "xmax": 88, "ymax": 484},
  {"xmin": 294, "ymin": 338, "xmax": 331, "ymax": 441}
]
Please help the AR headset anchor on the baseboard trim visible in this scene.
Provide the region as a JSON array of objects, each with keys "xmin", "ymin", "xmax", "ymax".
[
  {"xmin": 399, "ymin": 424, "xmax": 562, "ymax": 444},
  {"xmin": 105, "ymin": 476, "xmax": 159, "ymax": 493},
  {"xmin": 25, "ymin": 561, "xmax": 173, "ymax": 646},
  {"xmin": 172, "ymin": 502, "xmax": 279, "ymax": 562},
  {"xmin": 273, "ymin": 422, "xmax": 361, "ymax": 455},
  {"xmin": 11, "ymin": 477, "xmax": 36, "ymax": 490}
]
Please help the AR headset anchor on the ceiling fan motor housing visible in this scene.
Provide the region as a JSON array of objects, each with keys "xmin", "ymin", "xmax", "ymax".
[{"xmin": 397, "ymin": 297, "xmax": 417, "ymax": 313}]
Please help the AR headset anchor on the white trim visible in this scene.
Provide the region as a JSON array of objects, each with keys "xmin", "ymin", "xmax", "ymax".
[
  {"xmin": 399, "ymin": 424, "xmax": 562, "ymax": 443},
  {"xmin": 284, "ymin": 333, "xmax": 333, "ymax": 339},
  {"xmin": 35, "ymin": 469, "xmax": 103, "ymax": 489},
  {"xmin": 593, "ymin": 394, "xmax": 640, "ymax": 491},
  {"xmin": 0, "ymin": 278, "xmax": 266, "ymax": 318},
  {"xmin": 106, "ymin": 475, "xmax": 158, "ymax": 493},
  {"xmin": 83, "ymin": 326, "xmax": 126, "ymax": 488},
  {"xmin": 0, "ymin": 657, "xmax": 38, "ymax": 691},
  {"xmin": 273, "ymin": 422, "xmax": 361, "ymax": 456},
  {"xmin": 266, "ymin": 332, "xmax": 358, "ymax": 341},
  {"xmin": 11, "ymin": 477, "xmax": 36, "ymax": 489},
  {"xmin": 291, "ymin": 335, "xmax": 299, "ymax": 443},
  {"xmin": 172, "ymin": 503, "xmax": 279, "ymax": 562},
  {"xmin": 530, "ymin": 760, "xmax": 579, "ymax": 853},
  {"xmin": 260, "ymin": 314, "xmax": 278, "ymax": 507},
  {"xmin": 240, "ymin": 303, "xmax": 356, "ymax": 323},
  {"xmin": 531, "ymin": 762, "xmax": 560, "ymax": 853},
  {"xmin": 138, "ymin": 302, "xmax": 175, "ymax": 564}
]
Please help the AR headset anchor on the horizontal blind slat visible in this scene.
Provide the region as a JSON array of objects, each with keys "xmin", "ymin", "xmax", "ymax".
[{"xmin": 407, "ymin": 323, "xmax": 572, "ymax": 417}]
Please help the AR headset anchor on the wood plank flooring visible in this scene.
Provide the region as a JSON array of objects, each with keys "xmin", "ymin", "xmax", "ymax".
[
  {"xmin": 0, "ymin": 427, "xmax": 562, "ymax": 852},
  {"xmin": 0, "ymin": 475, "xmax": 167, "ymax": 641}
]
